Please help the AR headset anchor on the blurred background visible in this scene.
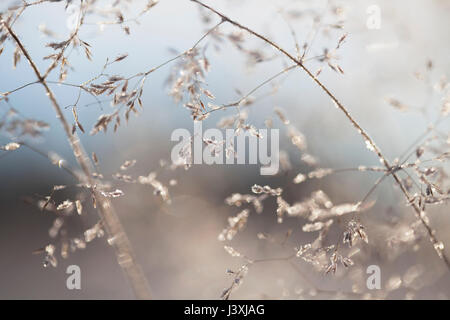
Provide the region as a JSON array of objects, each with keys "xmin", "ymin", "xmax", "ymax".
[{"xmin": 0, "ymin": 0, "xmax": 449, "ymax": 299}]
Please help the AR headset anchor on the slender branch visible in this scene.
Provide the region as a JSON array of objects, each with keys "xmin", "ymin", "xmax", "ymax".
[
  {"xmin": 1, "ymin": 21, "xmax": 152, "ymax": 299},
  {"xmin": 20, "ymin": 141, "xmax": 80, "ymax": 180},
  {"xmin": 203, "ymin": 64, "xmax": 297, "ymax": 115},
  {"xmin": 1, "ymin": 80, "xmax": 39, "ymax": 97},
  {"xmin": 190, "ymin": 0, "xmax": 450, "ymax": 269},
  {"xmin": 132, "ymin": 20, "xmax": 224, "ymax": 79}
]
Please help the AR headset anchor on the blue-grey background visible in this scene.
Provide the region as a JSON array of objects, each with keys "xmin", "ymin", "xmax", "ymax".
[{"xmin": 0, "ymin": 0, "xmax": 449, "ymax": 299}]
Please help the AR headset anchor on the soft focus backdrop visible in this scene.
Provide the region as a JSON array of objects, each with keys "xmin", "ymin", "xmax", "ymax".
[{"xmin": 0, "ymin": 0, "xmax": 449, "ymax": 299}]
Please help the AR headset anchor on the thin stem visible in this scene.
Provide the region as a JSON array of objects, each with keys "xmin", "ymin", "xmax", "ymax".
[
  {"xmin": 140, "ymin": 20, "xmax": 223, "ymax": 78},
  {"xmin": 20, "ymin": 141, "xmax": 80, "ymax": 180},
  {"xmin": 203, "ymin": 64, "xmax": 297, "ymax": 115},
  {"xmin": 1, "ymin": 81, "xmax": 39, "ymax": 97}
]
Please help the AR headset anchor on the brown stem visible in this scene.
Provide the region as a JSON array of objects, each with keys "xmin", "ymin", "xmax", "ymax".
[
  {"xmin": 2, "ymin": 21, "xmax": 152, "ymax": 298},
  {"xmin": 191, "ymin": 0, "xmax": 450, "ymax": 269}
]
